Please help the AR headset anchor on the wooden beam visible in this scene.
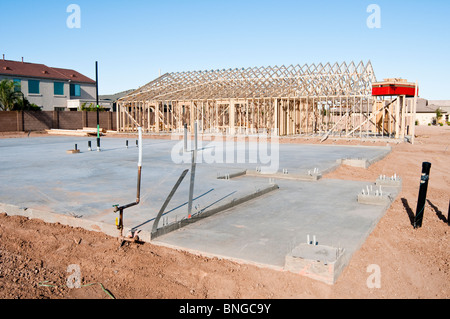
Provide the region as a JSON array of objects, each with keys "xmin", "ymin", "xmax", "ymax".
[{"xmin": 411, "ymin": 81, "xmax": 418, "ymax": 144}]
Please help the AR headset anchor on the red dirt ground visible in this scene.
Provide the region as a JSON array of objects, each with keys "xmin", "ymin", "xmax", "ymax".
[{"xmin": 0, "ymin": 126, "xmax": 448, "ymax": 299}]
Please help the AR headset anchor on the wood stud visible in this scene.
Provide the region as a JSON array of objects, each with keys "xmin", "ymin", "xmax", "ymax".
[{"xmin": 116, "ymin": 61, "xmax": 414, "ymax": 140}]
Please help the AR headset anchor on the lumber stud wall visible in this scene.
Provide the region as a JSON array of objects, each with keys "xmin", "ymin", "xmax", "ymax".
[
  {"xmin": 117, "ymin": 96, "xmax": 415, "ymax": 140},
  {"xmin": 116, "ymin": 61, "xmax": 416, "ymax": 139}
]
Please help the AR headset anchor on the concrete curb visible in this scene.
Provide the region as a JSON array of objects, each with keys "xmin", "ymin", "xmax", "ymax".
[
  {"xmin": 151, "ymin": 184, "xmax": 280, "ymax": 239},
  {"xmin": 0, "ymin": 202, "xmax": 153, "ymax": 243},
  {"xmin": 284, "ymin": 243, "xmax": 346, "ymax": 285},
  {"xmin": 336, "ymin": 145, "xmax": 391, "ymax": 169},
  {"xmin": 245, "ymin": 170, "xmax": 321, "ymax": 181}
]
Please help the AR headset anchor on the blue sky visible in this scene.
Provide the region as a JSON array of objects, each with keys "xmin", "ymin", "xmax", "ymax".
[{"xmin": 1, "ymin": 0, "xmax": 449, "ymax": 99}]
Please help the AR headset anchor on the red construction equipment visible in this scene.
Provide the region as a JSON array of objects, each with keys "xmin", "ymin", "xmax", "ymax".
[{"xmin": 372, "ymin": 78, "xmax": 418, "ymax": 97}]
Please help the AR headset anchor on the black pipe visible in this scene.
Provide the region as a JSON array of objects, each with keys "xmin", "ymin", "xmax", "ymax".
[
  {"xmin": 116, "ymin": 201, "xmax": 138, "ymax": 211},
  {"xmin": 88, "ymin": 141, "xmax": 91, "ymax": 151},
  {"xmin": 414, "ymin": 162, "xmax": 431, "ymax": 228},
  {"xmin": 126, "ymin": 140, "xmax": 128, "ymax": 148}
]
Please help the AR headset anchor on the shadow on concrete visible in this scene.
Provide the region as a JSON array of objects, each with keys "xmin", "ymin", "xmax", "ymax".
[
  {"xmin": 426, "ymin": 199, "xmax": 449, "ymax": 225},
  {"xmin": 401, "ymin": 198, "xmax": 415, "ymax": 226}
]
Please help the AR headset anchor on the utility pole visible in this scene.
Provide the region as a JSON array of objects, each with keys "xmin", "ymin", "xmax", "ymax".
[{"xmin": 96, "ymin": 61, "xmax": 101, "ymax": 151}]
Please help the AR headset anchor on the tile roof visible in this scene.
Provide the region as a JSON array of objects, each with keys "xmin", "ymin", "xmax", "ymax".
[
  {"xmin": 415, "ymin": 103, "xmax": 447, "ymax": 113},
  {"xmin": 0, "ymin": 59, "xmax": 95, "ymax": 84}
]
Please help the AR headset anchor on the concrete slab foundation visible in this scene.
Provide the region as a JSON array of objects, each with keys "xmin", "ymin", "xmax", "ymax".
[{"xmin": 0, "ymin": 135, "xmax": 395, "ymax": 284}]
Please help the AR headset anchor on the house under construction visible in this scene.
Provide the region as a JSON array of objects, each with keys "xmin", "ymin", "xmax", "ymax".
[{"xmin": 117, "ymin": 61, "xmax": 418, "ymax": 140}]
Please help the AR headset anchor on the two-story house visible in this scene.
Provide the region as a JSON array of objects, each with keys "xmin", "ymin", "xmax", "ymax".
[{"xmin": 0, "ymin": 57, "xmax": 110, "ymax": 111}]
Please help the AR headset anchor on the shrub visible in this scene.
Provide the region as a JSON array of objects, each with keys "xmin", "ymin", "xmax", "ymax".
[{"xmin": 79, "ymin": 102, "xmax": 106, "ymax": 112}]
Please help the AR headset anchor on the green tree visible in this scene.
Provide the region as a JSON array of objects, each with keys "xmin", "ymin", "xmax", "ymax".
[
  {"xmin": 0, "ymin": 79, "xmax": 42, "ymax": 111},
  {"xmin": 435, "ymin": 108, "xmax": 443, "ymax": 124},
  {"xmin": 0, "ymin": 79, "xmax": 18, "ymax": 111},
  {"xmin": 13, "ymin": 96, "xmax": 42, "ymax": 111}
]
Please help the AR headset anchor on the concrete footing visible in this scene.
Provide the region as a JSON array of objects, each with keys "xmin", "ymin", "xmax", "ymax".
[
  {"xmin": 338, "ymin": 158, "xmax": 370, "ymax": 168},
  {"xmin": 376, "ymin": 175, "xmax": 402, "ymax": 188},
  {"xmin": 284, "ymin": 243, "xmax": 345, "ymax": 285},
  {"xmin": 337, "ymin": 147, "xmax": 391, "ymax": 169},
  {"xmin": 357, "ymin": 193, "xmax": 393, "ymax": 206},
  {"xmin": 358, "ymin": 175, "xmax": 401, "ymax": 206}
]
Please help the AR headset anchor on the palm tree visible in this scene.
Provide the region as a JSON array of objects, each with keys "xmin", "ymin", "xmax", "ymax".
[
  {"xmin": 13, "ymin": 95, "xmax": 41, "ymax": 111},
  {"xmin": 0, "ymin": 79, "xmax": 18, "ymax": 111}
]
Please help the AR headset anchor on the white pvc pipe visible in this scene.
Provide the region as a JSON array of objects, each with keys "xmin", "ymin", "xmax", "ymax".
[{"xmin": 138, "ymin": 126, "xmax": 143, "ymax": 167}]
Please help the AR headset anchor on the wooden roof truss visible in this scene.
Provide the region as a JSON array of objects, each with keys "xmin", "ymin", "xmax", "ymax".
[
  {"xmin": 116, "ymin": 61, "xmax": 416, "ymax": 141},
  {"xmin": 120, "ymin": 61, "xmax": 376, "ymax": 102}
]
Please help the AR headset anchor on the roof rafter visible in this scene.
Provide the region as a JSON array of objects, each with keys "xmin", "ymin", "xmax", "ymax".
[{"xmin": 120, "ymin": 61, "xmax": 376, "ymax": 103}]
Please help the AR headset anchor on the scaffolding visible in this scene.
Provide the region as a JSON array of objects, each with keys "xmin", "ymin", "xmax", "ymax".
[{"xmin": 116, "ymin": 61, "xmax": 415, "ymax": 140}]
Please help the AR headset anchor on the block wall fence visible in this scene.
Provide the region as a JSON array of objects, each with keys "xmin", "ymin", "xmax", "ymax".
[{"xmin": 0, "ymin": 111, "xmax": 117, "ymax": 132}]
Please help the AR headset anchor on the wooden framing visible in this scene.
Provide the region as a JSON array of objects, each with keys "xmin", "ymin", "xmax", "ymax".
[{"xmin": 116, "ymin": 61, "xmax": 414, "ymax": 140}]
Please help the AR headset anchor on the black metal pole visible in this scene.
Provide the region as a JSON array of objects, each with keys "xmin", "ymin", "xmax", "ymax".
[
  {"xmin": 95, "ymin": 61, "xmax": 100, "ymax": 151},
  {"xmin": 414, "ymin": 162, "xmax": 431, "ymax": 228},
  {"xmin": 447, "ymin": 199, "xmax": 450, "ymax": 226}
]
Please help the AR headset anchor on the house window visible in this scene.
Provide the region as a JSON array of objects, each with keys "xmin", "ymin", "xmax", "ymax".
[
  {"xmin": 28, "ymin": 80, "xmax": 40, "ymax": 94},
  {"xmin": 13, "ymin": 79, "xmax": 21, "ymax": 92},
  {"xmin": 54, "ymin": 82, "xmax": 65, "ymax": 96},
  {"xmin": 70, "ymin": 84, "xmax": 81, "ymax": 97}
]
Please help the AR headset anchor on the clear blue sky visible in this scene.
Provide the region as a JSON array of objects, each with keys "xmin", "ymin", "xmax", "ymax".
[{"xmin": 1, "ymin": 0, "xmax": 449, "ymax": 99}]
